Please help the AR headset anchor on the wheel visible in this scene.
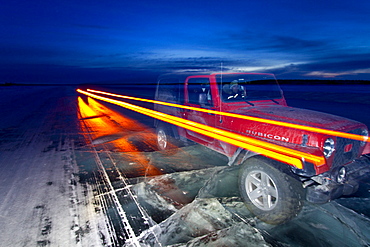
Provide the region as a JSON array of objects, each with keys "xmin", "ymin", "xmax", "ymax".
[
  {"xmin": 156, "ymin": 126, "xmax": 169, "ymax": 151},
  {"xmin": 239, "ymin": 157, "xmax": 304, "ymax": 225}
]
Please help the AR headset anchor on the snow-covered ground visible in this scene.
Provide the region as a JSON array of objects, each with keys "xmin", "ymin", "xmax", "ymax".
[
  {"xmin": 0, "ymin": 84, "xmax": 369, "ymax": 246},
  {"xmin": 0, "ymin": 86, "xmax": 104, "ymax": 246}
]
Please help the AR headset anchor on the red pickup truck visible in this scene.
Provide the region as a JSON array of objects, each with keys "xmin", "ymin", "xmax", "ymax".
[{"xmin": 154, "ymin": 72, "xmax": 370, "ymax": 224}]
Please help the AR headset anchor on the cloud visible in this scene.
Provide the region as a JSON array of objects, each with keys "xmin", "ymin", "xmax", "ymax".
[
  {"xmin": 304, "ymin": 71, "xmax": 348, "ymax": 78},
  {"xmin": 305, "ymin": 68, "xmax": 370, "ymax": 78},
  {"xmin": 264, "ymin": 35, "xmax": 328, "ymax": 53},
  {"xmin": 269, "ymin": 60, "xmax": 370, "ymax": 80}
]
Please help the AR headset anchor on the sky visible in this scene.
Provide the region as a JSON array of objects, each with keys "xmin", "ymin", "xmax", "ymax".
[{"xmin": 1, "ymin": 0, "xmax": 370, "ymax": 84}]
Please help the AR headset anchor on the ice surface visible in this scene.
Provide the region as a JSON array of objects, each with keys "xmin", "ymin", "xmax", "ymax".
[
  {"xmin": 1, "ymin": 84, "xmax": 369, "ymax": 246},
  {"xmin": 127, "ymin": 161, "xmax": 370, "ymax": 246},
  {"xmin": 282, "ymin": 84, "xmax": 370, "ymax": 126},
  {"xmin": 265, "ymin": 202, "xmax": 370, "ymax": 246},
  {"xmin": 0, "ymin": 86, "xmax": 106, "ymax": 246},
  {"xmin": 130, "ymin": 167, "xmax": 370, "ymax": 246}
]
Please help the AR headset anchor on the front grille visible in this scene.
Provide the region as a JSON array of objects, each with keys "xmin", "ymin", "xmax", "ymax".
[{"xmin": 333, "ymin": 128, "xmax": 363, "ymax": 167}]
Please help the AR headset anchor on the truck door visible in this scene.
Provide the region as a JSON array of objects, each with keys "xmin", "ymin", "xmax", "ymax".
[{"xmin": 183, "ymin": 77, "xmax": 216, "ymax": 144}]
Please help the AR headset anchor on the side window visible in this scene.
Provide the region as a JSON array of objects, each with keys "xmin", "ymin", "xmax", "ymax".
[
  {"xmin": 157, "ymin": 78, "xmax": 181, "ymax": 103},
  {"xmin": 186, "ymin": 78, "xmax": 212, "ymax": 106}
]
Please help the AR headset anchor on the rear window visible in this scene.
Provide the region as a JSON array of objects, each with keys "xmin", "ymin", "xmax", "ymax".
[
  {"xmin": 156, "ymin": 78, "xmax": 182, "ymax": 103},
  {"xmin": 186, "ymin": 78, "xmax": 212, "ymax": 106}
]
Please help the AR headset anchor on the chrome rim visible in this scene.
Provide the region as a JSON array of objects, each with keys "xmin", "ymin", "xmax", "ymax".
[
  {"xmin": 157, "ymin": 129, "xmax": 167, "ymax": 150},
  {"xmin": 245, "ymin": 170, "xmax": 278, "ymax": 211}
]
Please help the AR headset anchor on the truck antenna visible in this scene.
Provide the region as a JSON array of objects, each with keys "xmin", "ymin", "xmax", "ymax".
[{"xmin": 220, "ymin": 62, "xmax": 223, "ymax": 122}]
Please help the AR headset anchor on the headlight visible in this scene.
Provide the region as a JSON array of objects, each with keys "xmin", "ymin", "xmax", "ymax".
[
  {"xmin": 323, "ymin": 138, "xmax": 335, "ymax": 158},
  {"xmin": 361, "ymin": 128, "xmax": 369, "ymax": 147}
]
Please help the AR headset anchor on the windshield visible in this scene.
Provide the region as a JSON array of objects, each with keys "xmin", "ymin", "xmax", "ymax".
[{"xmin": 216, "ymin": 74, "xmax": 282, "ymax": 102}]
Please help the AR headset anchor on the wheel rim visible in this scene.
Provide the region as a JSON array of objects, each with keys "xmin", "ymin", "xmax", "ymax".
[
  {"xmin": 245, "ymin": 170, "xmax": 278, "ymax": 211},
  {"xmin": 157, "ymin": 129, "xmax": 167, "ymax": 150}
]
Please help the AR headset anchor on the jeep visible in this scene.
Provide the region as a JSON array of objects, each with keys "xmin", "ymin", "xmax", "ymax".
[{"xmin": 154, "ymin": 72, "xmax": 370, "ymax": 224}]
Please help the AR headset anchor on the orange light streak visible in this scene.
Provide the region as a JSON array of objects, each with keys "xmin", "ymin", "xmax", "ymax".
[
  {"xmin": 77, "ymin": 97, "xmax": 164, "ymax": 177},
  {"xmin": 87, "ymin": 89, "xmax": 369, "ymax": 143},
  {"xmin": 77, "ymin": 89, "xmax": 329, "ymax": 169}
]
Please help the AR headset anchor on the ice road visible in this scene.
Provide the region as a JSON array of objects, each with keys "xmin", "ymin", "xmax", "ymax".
[{"xmin": 0, "ymin": 84, "xmax": 369, "ymax": 246}]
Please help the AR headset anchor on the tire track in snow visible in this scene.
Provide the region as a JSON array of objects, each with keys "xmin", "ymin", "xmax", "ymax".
[{"xmin": 78, "ymin": 111, "xmax": 159, "ymax": 246}]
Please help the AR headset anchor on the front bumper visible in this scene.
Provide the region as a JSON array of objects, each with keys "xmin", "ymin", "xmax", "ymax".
[{"xmin": 306, "ymin": 154, "xmax": 370, "ymax": 204}]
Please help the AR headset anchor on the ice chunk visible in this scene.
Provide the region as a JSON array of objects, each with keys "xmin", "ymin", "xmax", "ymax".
[
  {"xmin": 178, "ymin": 222, "xmax": 270, "ymax": 247},
  {"xmin": 131, "ymin": 167, "xmax": 224, "ymax": 223},
  {"xmin": 138, "ymin": 198, "xmax": 268, "ymax": 246}
]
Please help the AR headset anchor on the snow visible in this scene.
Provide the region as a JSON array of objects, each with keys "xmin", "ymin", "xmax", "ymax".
[
  {"xmin": 0, "ymin": 86, "xmax": 105, "ymax": 246},
  {"xmin": 0, "ymin": 84, "xmax": 369, "ymax": 246}
]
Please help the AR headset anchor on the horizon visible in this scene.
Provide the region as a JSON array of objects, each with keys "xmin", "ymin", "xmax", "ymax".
[{"xmin": 2, "ymin": 78, "xmax": 370, "ymax": 86}]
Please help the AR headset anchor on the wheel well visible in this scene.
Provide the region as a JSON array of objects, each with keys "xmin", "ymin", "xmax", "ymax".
[
  {"xmin": 156, "ymin": 121, "xmax": 180, "ymax": 140},
  {"xmin": 241, "ymin": 155, "xmax": 302, "ymax": 182}
]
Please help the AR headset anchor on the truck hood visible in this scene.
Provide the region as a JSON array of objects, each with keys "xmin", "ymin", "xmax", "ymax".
[{"xmin": 234, "ymin": 105, "xmax": 363, "ymax": 131}]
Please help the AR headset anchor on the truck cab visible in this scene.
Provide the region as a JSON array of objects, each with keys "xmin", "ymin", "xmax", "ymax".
[{"xmin": 154, "ymin": 72, "xmax": 370, "ymax": 224}]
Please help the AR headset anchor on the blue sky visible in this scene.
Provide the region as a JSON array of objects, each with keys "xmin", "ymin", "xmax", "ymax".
[{"xmin": 1, "ymin": 0, "xmax": 370, "ymax": 83}]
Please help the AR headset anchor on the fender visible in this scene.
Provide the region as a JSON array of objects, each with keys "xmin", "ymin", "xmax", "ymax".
[{"xmin": 227, "ymin": 148, "xmax": 258, "ymax": 166}]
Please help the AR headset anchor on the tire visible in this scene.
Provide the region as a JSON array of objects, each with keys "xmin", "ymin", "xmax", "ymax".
[
  {"xmin": 156, "ymin": 125, "xmax": 170, "ymax": 151},
  {"xmin": 239, "ymin": 157, "xmax": 304, "ymax": 225},
  {"xmin": 156, "ymin": 124, "xmax": 181, "ymax": 151}
]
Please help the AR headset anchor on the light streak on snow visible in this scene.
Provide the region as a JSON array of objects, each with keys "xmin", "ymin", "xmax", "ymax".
[
  {"xmin": 78, "ymin": 97, "xmax": 164, "ymax": 176},
  {"xmin": 78, "ymin": 98, "xmax": 141, "ymax": 246},
  {"xmin": 78, "ymin": 97, "xmax": 163, "ymax": 245}
]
